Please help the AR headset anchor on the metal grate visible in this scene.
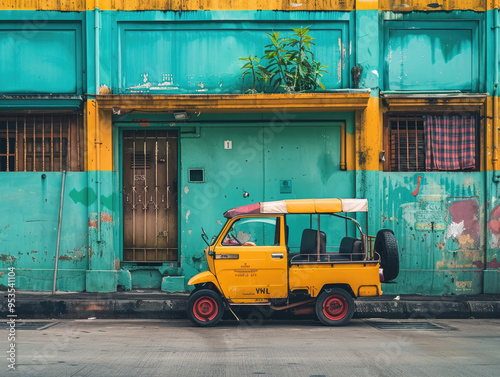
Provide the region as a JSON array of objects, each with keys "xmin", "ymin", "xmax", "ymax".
[
  {"xmin": 0, "ymin": 115, "xmax": 83, "ymax": 172},
  {"xmin": 365, "ymin": 320, "xmax": 453, "ymax": 331},
  {"xmin": 389, "ymin": 115, "xmax": 425, "ymax": 172},
  {"xmin": 2, "ymin": 321, "xmax": 59, "ymax": 330},
  {"xmin": 131, "ymin": 152, "xmax": 151, "ymax": 169}
]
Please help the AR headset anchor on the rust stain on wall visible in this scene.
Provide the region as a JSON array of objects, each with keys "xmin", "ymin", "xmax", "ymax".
[
  {"xmin": 101, "ymin": 213, "xmax": 113, "ymax": 223},
  {"xmin": 88, "ymin": 219, "xmax": 98, "ymax": 228}
]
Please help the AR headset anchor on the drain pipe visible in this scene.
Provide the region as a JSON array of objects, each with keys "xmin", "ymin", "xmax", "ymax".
[
  {"xmin": 52, "ymin": 171, "xmax": 66, "ymax": 295},
  {"xmin": 493, "ymin": 1, "xmax": 500, "ymax": 181},
  {"xmin": 95, "ymin": 1, "xmax": 102, "ymax": 242}
]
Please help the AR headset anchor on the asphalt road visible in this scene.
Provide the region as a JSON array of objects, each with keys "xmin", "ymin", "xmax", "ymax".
[{"xmin": 3, "ymin": 318, "xmax": 500, "ymax": 376}]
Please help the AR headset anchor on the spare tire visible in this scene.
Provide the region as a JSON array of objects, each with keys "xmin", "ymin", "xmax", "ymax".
[{"xmin": 374, "ymin": 229, "xmax": 399, "ymax": 281}]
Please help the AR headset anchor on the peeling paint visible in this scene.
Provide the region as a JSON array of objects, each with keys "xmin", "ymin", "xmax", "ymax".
[
  {"xmin": 88, "ymin": 219, "xmax": 98, "ymax": 228},
  {"xmin": 188, "ymin": 229, "xmax": 192, "ymax": 235},
  {"xmin": 446, "ymin": 220, "xmax": 464, "ymax": 241},
  {"xmin": 99, "ymin": 84, "xmax": 112, "ymax": 95},
  {"xmin": 184, "ymin": 186, "xmax": 189, "ymax": 194},
  {"xmin": 0, "ymin": 254, "xmax": 16, "ymax": 263},
  {"xmin": 185, "ymin": 210, "xmax": 191, "ymax": 222}
]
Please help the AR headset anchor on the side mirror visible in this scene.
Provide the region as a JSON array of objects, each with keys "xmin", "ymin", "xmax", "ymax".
[{"xmin": 201, "ymin": 227, "xmax": 209, "ymax": 246}]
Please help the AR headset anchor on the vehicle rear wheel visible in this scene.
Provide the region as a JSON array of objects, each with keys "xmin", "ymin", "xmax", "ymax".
[
  {"xmin": 187, "ymin": 289, "xmax": 224, "ymax": 327},
  {"xmin": 315, "ymin": 288, "xmax": 355, "ymax": 326},
  {"xmin": 374, "ymin": 229, "xmax": 399, "ymax": 282}
]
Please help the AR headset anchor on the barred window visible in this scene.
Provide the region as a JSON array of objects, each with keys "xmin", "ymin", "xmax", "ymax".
[
  {"xmin": 0, "ymin": 115, "xmax": 83, "ymax": 172},
  {"xmin": 384, "ymin": 114, "xmax": 479, "ymax": 172}
]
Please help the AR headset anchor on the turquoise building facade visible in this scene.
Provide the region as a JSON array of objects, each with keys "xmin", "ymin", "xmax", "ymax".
[{"xmin": 0, "ymin": 0, "xmax": 499, "ymax": 295}]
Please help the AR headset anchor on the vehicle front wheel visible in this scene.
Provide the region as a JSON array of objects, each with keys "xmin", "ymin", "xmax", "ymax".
[
  {"xmin": 315, "ymin": 288, "xmax": 355, "ymax": 326},
  {"xmin": 187, "ymin": 289, "xmax": 225, "ymax": 327}
]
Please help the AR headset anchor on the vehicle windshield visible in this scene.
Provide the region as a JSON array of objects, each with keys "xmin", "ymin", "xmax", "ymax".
[{"xmin": 221, "ymin": 217, "xmax": 279, "ymax": 246}]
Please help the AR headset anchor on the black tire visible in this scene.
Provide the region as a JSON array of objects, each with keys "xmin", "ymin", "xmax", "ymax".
[
  {"xmin": 315, "ymin": 288, "xmax": 355, "ymax": 326},
  {"xmin": 187, "ymin": 289, "xmax": 225, "ymax": 327},
  {"xmin": 374, "ymin": 229, "xmax": 399, "ymax": 282}
]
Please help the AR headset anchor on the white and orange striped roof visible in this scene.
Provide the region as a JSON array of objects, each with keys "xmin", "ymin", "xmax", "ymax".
[{"xmin": 223, "ymin": 199, "xmax": 368, "ymax": 218}]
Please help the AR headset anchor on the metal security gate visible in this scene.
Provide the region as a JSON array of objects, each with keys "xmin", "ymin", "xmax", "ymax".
[{"xmin": 122, "ymin": 130, "xmax": 178, "ymax": 262}]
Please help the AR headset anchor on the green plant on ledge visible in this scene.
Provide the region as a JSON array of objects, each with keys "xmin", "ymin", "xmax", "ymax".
[
  {"xmin": 239, "ymin": 55, "xmax": 270, "ymax": 94},
  {"xmin": 240, "ymin": 27, "xmax": 328, "ymax": 93}
]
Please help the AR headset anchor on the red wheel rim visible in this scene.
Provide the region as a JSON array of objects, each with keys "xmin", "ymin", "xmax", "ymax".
[
  {"xmin": 193, "ymin": 296, "xmax": 218, "ymax": 322},
  {"xmin": 322, "ymin": 295, "xmax": 348, "ymax": 321}
]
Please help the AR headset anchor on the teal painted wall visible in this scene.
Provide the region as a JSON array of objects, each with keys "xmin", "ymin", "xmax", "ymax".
[
  {"xmin": 0, "ymin": 10, "xmax": 488, "ymax": 96},
  {"xmin": 0, "ymin": 172, "xmax": 89, "ymax": 291},
  {"xmin": 383, "ymin": 21, "xmax": 479, "ymax": 92},
  {"xmin": 381, "ymin": 12, "xmax": 485, "ymax": 93},
  {"xmin": 0, "ymin": 13, "xmax": 85, "ymax": 95},
  {"xmin": 117, "ymin": 21, "xmax": 348, "ymax": 94}
]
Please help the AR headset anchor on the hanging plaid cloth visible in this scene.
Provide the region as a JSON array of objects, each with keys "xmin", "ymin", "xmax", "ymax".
[{"xmin": 423, "ymin": 115, "xmax": 476, "ymax": 170}]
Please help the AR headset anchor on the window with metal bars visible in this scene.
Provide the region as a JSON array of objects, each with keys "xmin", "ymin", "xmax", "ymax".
[
  {"xmin": 384, "ymin": 114, "xmax": 479, "ymax": 172},
  {"xmin": 0, "ymin": 115, "xmax": 83, "ymax": 172}
]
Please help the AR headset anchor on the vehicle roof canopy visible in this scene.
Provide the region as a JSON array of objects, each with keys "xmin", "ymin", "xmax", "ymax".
[{"xmin": 223, "ymin": 199, "xmax": 368, "ymax": 218}]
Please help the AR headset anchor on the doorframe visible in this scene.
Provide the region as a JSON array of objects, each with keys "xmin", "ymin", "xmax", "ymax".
[{"xmin": 113, "ymin": 123, "xmax": 181, "ymax": 267}]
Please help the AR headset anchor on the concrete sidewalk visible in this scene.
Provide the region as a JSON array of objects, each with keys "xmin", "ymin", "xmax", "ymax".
[{"xmin": 2, "ymin": 291, "xmax": 500, "ymax": 320}]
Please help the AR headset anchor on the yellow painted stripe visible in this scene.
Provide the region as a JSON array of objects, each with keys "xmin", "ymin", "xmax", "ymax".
[
  {"xmin": 86, "ymin": 99, "xmax": 113, "ymax": 172},
  {"xmin": 379, "ymin": 0, "xmax": 487, "ymax": 12},
  {"xmin": 355, "ymin": 0, "xmax": 378, "ymax": 11},
  {"xmin": 486, "ymin": 96, "xmax": 494, "ymax": 172},
  {"xmin": 357, "ymin": 96, "xmax": 381, "ymax": 172},
  {"xmin": 1, "ymin": 0, "xmax": 490, "ymax": 11},
  {"xmin": 0, "ymin": 0, "xmax": 86, "ymax": 11},
  {"xmin": 0, "ymin": 0, "xmax": 356, "ymax": 11}
]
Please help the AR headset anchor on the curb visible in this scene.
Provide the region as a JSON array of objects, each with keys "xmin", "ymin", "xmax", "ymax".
[{"xmin": 2, "ymin": 294, "xmax": 500, "ymax": 320}]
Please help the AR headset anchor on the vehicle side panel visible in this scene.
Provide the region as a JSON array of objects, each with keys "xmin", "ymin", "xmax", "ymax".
[{"xmin": 288, "ymin": 262, "xmax": 381, "ymax": 297}]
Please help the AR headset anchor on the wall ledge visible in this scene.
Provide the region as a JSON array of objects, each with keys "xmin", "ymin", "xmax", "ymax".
[{"xmin": 96, "ymin": 91, "xmax": 372, "ymax": 113}]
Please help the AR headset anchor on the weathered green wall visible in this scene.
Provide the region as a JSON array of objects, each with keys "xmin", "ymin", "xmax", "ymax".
[
  {"xmin": 380, "ymin": 172, "xmax": 485, "ymax": 295},
  {"xmin": 381, "ymin": 11, "xmax": 485, "ymax": 93},
  {"xmin": 0, "ymin": 172, "xmax": 89, "ymax": 291}
]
